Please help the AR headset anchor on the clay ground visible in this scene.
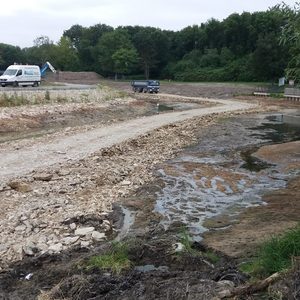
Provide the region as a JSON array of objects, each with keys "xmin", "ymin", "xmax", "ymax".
[{"xmin": 0, "ymin": 80, "xmax": 299, "ymax": 299}]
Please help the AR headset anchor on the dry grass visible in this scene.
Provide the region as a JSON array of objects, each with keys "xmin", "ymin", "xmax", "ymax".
[
  {"xmin": 38, "ymin": 275, "xmax": 91, "ymax": 300},
  {"xmin": 0, "ymin": 85, "xmax": 128, "ymax": 107}
]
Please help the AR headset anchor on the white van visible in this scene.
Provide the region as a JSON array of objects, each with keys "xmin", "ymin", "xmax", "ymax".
[{"xmin": 0, "ymin": 65, "xmax": 41, "ymax": 87}]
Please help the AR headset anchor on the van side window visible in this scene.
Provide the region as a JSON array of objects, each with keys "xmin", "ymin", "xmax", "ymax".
[{"xmin": 16, "ymin": 70, "xmax": 22, "ymax": 76}]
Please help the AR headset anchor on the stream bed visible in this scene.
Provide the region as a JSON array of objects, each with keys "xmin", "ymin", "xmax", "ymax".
[{"xmin": 153, "ymin": 111, "xmax": 300, "ymax": 240}]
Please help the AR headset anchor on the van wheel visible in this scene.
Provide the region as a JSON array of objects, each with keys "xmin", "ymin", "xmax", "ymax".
[
  {"xmin": 32, "ymin": 82, "xmax": 38, "ymax": 87},
  {"xmin": 1, "ymin": 84, "xmax": 5, "ymax": 87},
  {"xmin": 13, "ymin": 81, "xmax": 18, "ymax": 87}
]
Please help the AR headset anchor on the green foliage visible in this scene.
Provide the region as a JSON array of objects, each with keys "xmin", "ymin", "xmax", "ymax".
[
  {"xmin": 87, "ymin": 242, "xmax": 131, "ymax": 274},
  {"xmin": 241, "ymin": 225, "xmax": 300, "ymax": 278},
  {"xmin": 54, "ymin": 37, "xmax": 80, "ymax": 71},
  {"xmin": 0, "ymin": 43, "xmax": 24, "ymax": 69},
  {"xmin": 96, "ymin": 29, "xmax": 138, "ymax": 76},
  {"xmin": 112, "ymin": 47, "xmax": 139, "ymax": 75},
  {"xmin": 0, "ymin": 7, "xmax": 295, "ymax": 82},
  {"xmin": 279, "ymin": 2, "xmax": 300, "ymax": 81}
]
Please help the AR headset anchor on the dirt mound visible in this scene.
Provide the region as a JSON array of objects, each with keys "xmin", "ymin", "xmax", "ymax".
[{"xmin": 46, "ymin": 71, "xmax": 102, "ymax": 83}]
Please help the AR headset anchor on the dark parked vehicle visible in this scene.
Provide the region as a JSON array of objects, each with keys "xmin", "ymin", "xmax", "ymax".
[{"xmin": 131, "ymin": 80, "xmax": 160, "ymax": 93}]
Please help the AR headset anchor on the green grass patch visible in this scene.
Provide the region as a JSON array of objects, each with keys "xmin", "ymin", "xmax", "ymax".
[
  {"xmin": 240, "ymin": 225, "xmax": 300, "ymax": 278},
  {"xmin": 87, "ymin": 242, "xmax": 131, "ymax": 274}
]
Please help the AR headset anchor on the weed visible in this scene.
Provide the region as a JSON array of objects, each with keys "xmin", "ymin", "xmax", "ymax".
[
  {"xmin": 80, "ymin": 93, "xmax": 89, "ymax": 102},
  {"xmin": 0, "ymin": 92, "xmax": 28, "ymax": 107},
  {"xmin": 87, "ymin": 241, "xmax": 131, "ymax": 274},
  {"xmin": 179, "ymin": 228, "xmax": 193, "ymax": 253},
  {"xmin": 44, "ymin": 90, "xmax": 50, "ymax": 101},
  {"xmin": 56, "ymin": 96, "xmax": 68, "ymax": 103},
  {"xmin": 178, "ymin": 227, "xmax": 220, "ymax": 263},
  {"xmin": 203, "ymin": 251, "xmax": 220, "ymax": 264},
  {"xmin": 240, "ymin": 225, "xmax": 300, "ymax": 277}
]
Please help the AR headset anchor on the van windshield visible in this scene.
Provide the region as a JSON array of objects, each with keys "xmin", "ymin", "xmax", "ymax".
[{"xmin": 3, "ymin": 69, "xmax": 17, "ymax": 76}]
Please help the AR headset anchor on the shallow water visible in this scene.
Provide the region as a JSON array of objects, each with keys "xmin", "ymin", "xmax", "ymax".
[{"xmin": 154, "ymin": 112, "xmax": 300, "ymax": 241}]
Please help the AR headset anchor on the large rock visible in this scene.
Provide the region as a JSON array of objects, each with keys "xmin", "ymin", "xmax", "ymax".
[
  {"xmin": 92, "ymin": 231, "xmax": 106, "ymax": 241},
  {"xmin": 22, "ymin": 242, "xmax": 38, "ymax": 256},
  {"xmin": 8, "ymin": 181, "xmax": 32, "ymax": 193},
  {"xmin": 74, "ymin": 227, "xmax": 95, "ymax": 236},
  {"xmin": 62, "ymin": 236, "xmax": 80, "ymax": 245},
  {"xmin": 33, "ymin": 173, "xmax": 53, "ymax": 181},
  {"xmin": 48, "ymin": 243, "xmax": 63, "ymax": 253}
]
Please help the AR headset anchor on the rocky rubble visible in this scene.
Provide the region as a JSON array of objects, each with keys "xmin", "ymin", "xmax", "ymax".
[{"xmin": 0, "ymin": 105, "xmax": 264, "ymax": 270}]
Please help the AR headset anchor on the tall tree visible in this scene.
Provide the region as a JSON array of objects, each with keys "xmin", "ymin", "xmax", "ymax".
[
  {"xmin": 54, "ymin": 37, "xmax": 79, "ymax": 71},
  {"xmin": 132, "ymin": 27, "xmax": 169, "ymax": 79},
  {"xmin": 96, "ymin": 29, "xmax": 138, "ymax": 76},
  {"xmin": 279, "ymin": 2, "xmax": 300, "ymax": 81},
  {"xmin": 0, "ymin": 43, "xmax": 24, "ymax": 69}
]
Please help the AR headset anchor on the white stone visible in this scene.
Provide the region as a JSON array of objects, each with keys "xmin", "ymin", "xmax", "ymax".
[
  {"xmin": 22, "ymin": 242, "xmax": 36, "ymax": 256},
  {"xmin": 121, "ymin": 180, "xmax": 131, "ymax": 186},
  {"xmin": 75, "ymin": 227, "xmax": 95, "ymax": 236},
  {"xmin": 69, "ymin": 223, "xmax": 77, "ymax": 230},
  {"xmin": 48, "ymin": 243, "xmax": 63, "ymax": 253},
  {"xmin": 91, "ymin": 231, "xmax": 106, "ymax": 241},
  {"xmin": 15, "ymin": 225, "xmax": 26, "ymax": 232},
  {"xmin": 80, "ymin": 241, "xmax": 90, "ymax": 248},
  {"xmin": 62, "ymin": 236, "xmax": 80, "ymax": 245}
]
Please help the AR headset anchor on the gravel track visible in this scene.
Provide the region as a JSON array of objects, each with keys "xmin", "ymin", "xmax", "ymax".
[{"xmin": 0, "ymin": 95, "xmax": 256, "ymax": 184}]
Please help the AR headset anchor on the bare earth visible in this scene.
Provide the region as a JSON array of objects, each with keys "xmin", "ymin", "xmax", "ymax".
[
  {"xmin": 0, "ymin": 95, "xmax": 255, "ymax": 184},
  {"xmin": 0, "ymin": 81, "xmax": 299, "ymax": 299}
]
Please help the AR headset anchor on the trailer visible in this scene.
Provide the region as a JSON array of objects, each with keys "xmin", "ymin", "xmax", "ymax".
[{"xmin": 131, "ymin": 80, "xmax": 160, "ymax": 93}]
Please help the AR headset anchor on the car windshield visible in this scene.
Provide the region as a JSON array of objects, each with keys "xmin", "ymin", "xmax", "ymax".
[
  {"xmin": 149, "ymin": 81, "xmax": 159, "ymax": 86},
  {"xmin": 3, "ymin": 69, "xmax": 17, "ymax": 76}
]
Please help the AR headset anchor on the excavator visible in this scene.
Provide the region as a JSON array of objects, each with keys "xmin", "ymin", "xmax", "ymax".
[{"xmin": 40, "ymin": 61, "xmax": 56, "ymax": 77}]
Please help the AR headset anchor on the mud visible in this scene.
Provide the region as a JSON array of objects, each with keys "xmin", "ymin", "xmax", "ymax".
[{"xmin": 0, "ymin": 81, "xmax": 299, "ymax": 299}]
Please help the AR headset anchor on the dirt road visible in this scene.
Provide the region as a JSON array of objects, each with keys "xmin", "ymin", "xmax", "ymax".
[{"xmin": 0, "ymin": 95, "xmax": 256, "ymax": 184}]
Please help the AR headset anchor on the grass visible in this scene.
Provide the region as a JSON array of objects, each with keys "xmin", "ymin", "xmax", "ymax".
[
  {"xmin": 86, "ymin": 241, "xmax": 131, "ymax": 274},
  {"xmin": 178, "ymin": 227, "xmax": 220, "ymax": 263},
  {"xmin": 0, "ymin": 92, "xmax": 28, "ymax": 107},
  {"xmin": 240, "ymin": 225, "xmax": 300, "ymax": 278}
]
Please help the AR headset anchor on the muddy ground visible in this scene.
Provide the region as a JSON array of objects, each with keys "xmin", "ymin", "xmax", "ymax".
[{"xmin": 0, "ymin": 81, "xmax": 299, "ymax": 299}]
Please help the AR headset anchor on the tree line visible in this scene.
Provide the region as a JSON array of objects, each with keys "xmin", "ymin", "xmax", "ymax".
[{"xmin": 0, "ymin": 3, "xmax": 298, "ymax": 82}]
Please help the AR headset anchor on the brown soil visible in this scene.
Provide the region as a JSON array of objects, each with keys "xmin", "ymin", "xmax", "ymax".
[{"xmin": 203, "ymin": 176, "xmax": 300, "ymax": 258}]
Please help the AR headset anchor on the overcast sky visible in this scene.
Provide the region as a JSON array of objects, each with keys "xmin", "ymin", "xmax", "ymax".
[{"xmin": 0, "ymin": 0, "xmax": 297, "ymax": 48}]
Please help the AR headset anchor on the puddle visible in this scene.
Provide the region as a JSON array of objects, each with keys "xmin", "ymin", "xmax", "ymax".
[
  {"xmin": 153, "ymin": 112, "xmax": 300, "ymax": 241},
  {"xmin": 115, "ymin": 206, "xmax": 135, "ymax": 241},
  {"xmin": 134, "ymin": 265, "xmax": 169, "ymax": 273},
  {"xmin": 240, "ymin": 148, "xmax": 274, "ymax": 172},
  {"xmin": 250, "ymin": 114, "xmax": 300, "ymax": 143},
  {"xmin": 158, "ymin": 104, "xmax": 174, "ymax": 112}
]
